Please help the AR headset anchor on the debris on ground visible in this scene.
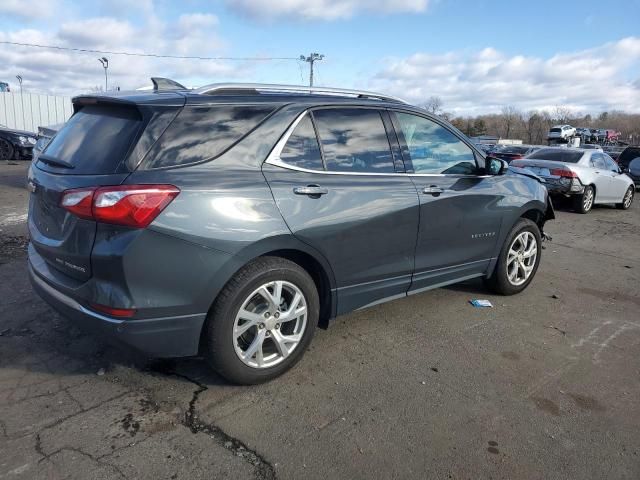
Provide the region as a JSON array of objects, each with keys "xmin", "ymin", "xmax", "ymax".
[
  {"xmin": 551, "ymin": 294, "xmax": 560, "ymax": 299},
  {"xmin": 469, "ymin": 299, "xmax": 493, "ymax": 308},
  {"xmin": 545, "ymin": 325, "xmax": 567, "ymax": 336}
]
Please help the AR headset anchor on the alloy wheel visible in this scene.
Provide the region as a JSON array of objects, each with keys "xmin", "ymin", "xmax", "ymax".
[
  {"xmin": 583, "ymin": 188, "xmax": 594, "ymax": 211},
  {"xmin": 506, "ymin": 231, "xmax": 538, "ymax": 286},
  {"xmin": 623, "ymin": 188, "xmax": 634, "ymax": 209},
  {"xmin": 233, "ymin": 280, "xmax": 308, "ymax": 369}
]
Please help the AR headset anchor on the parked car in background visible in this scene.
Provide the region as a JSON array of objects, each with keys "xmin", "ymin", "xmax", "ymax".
[
  {"xmin": 594, "ymin": 129, "xmax": 607, "ymax": 143},
  {"xmin": 0, "ymin": 126, "xmax": 37, "ymax": 160},
  {"xmin": 548, "ymin": 125, "xmax": 576, "ymax": 141},
  {"xmin": 605, "ymin": 129, "xmax": 621, "ymax": 143},
  {"xmin": 575, "ymin": 127, "xmax": 591, "ymax": 142},
  {"xmin": 579, "ymin": 144, "xmax": 603, "ymax": 151},
  {"xmin": 27, "ymin": 81, "xmax": 554, "ymax": 384},
  {"xmin": 513, "ymin": 147, "xmax": 635, "ymax": 213},
  {"xmin": 486, "ymin": 144, "xmax": 540, "ymax": 163},
  {"xmin": 616, "ymin": 146, "xmax": 640, "ymax": 189}
]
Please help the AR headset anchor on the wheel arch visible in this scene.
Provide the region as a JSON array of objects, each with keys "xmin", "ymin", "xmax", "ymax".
[{"xmin": 197, "ymin": 234, "xmax": 337, "ymax": 354}]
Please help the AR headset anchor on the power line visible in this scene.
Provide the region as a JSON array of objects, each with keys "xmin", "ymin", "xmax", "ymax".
[{"xmin": 0, "ymin": 40, "xmax": 299, "ymax": 61}]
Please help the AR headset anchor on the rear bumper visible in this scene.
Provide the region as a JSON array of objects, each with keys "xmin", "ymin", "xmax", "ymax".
[{"xmin": 28, "ymin": 260, "xmax": 206, "ymax": 358}]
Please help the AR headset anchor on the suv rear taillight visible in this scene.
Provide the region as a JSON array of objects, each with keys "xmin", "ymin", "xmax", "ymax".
[
  {"xmin": 61, "ymin": 185, "xmax": 180, "ymax": 228},
  {"xmin": 550, "ymin": 168, "xmax": 578, "ymax": 178}
]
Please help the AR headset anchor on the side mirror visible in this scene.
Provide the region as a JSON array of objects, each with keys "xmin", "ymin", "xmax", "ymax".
[
  {"xmin": 629, "ymin": 158, "xmax": 640, "ymax": 177},
  {"xmin": 486, "ymin": 157, "xmax": 508, "ymax": 175}
]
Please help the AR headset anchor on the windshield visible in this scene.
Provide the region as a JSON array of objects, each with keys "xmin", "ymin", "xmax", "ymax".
[{"xmin": 526, "ymin": 148, "xmax": 584, "ymax": 163}]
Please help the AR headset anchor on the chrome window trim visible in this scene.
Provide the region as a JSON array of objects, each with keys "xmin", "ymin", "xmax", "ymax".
[{"xmin": 264, "ymin": 109, "xmax": 492, "ymax": 179}]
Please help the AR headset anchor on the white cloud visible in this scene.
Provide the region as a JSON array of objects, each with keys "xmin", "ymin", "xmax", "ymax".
[
  {"xmin": 0, "ymin": 0, "xmax": 57, "ymax": 18},
  {"xmin": 0, "ymin": 13, "xmax": 247, "ymax": 95},
  {"xmin": 369, "ymin": 37, "xmax": 640, "ymax": 115},
  {"xmin": 226, "ymin": 0, "xmax": 429, "ymax": 20}
]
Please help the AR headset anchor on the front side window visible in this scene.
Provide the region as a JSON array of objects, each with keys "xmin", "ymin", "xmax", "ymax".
[
  {"xmin": 393, "ymin": 112, "xmax": 477, "ymax": 175},
  {"xmin": 312, "ymin": 108, "xmax": 395, "ymax": 173},
  {"xmin": 279, "ymin": 115, "xmax": 323, "ymax": 171}
]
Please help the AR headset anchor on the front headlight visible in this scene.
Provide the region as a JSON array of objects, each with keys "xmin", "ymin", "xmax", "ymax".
[
  {"xmin": 18, "ymin": 136, "xmax": 28, "ymax": 144},
  {"xmin": 27, "ymin": 137, "xmax": 37, "ymax": 145}
]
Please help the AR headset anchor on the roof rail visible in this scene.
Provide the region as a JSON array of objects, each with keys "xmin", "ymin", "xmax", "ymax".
[
  {"xmin": 193, "ymin": 83, "xmax": 408, "ymax": 104},
  {"xmin": 151, "ymin": 77, "xmax": 187, "ymax": 91}
]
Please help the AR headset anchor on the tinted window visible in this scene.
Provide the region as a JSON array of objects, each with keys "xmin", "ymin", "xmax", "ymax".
[
  {"xmin": 279, "ymin": 115, "xmax": 323, "ymax": 170},
  {"xmin": 41, "ymin": 104, "xmax": 141, "ymax": 174},
  {"xmin": 145, "ymin": 105, "xmax": 275, "ymax": 169},
  {"xmin": 527, "ymin": 148, "xmax": 584, "ymax": 163},
  {"xmin": 394, "ymin": 112, "xmax": 477, "ymax": 174},
  {"xmin": 312, "ymin": 108, "xmax": 394, "ymax": 173}
]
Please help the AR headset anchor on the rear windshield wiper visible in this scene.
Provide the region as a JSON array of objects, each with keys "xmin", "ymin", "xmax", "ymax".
[{"xmin": 37, "ymin": 155, "xmax": 75, "ymax": 169}]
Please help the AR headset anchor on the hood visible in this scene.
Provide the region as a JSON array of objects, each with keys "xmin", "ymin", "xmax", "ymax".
[{"xmin": 0, "ymin": 126, "xmax": 37, "ymax": 137}]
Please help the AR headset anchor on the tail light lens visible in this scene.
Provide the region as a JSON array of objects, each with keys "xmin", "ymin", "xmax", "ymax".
[
  {"xmin": 60, "ymin": 184, "xmax": 180, "ymax": 228},
  {"xmin": 90, "ymin": 303, "xmax": 136, "ymax": 318},
  {"xmin": 550, "ymin": 168, "xmax": 578, "ymax": 178}
]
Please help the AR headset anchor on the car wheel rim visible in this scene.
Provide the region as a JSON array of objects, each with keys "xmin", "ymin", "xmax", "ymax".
[
  {"xmin": 506, "ymin": 231, "xmax": 537, "ymax": 287},
  {"xmin": 233, "ymin": 280, "xmax": 307, "ymax": 369},
  {"xmin": 583, "ymin": 188, "xmax": 594, "ymax": 211},
  {"xmin": 623, "ymin": 188, "xmax": 633, "ymax": 208}
]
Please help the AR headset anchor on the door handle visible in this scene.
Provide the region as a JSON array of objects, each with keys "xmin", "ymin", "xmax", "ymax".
[
  {"xmin": 423, "ymin": 185, "xmax": 445, "ymax": 195},
  {"xmin": 293, "ymin": 185, "xmax": 328, "ymax": 196}
]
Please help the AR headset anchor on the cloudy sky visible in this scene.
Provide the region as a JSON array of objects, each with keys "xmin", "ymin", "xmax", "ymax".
[{"xmin": 1, "ymin": 0, "xmax": 639, "ymax": 115}]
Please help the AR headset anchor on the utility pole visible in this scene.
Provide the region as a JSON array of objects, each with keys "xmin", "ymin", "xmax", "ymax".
[
  {"xmin": 16, "ymin": 75, "xmax": 24, "ymax": 130},
  {"xmin": 299, "ymin": 53, "xmax": 324, "ymax": 87},
  {"xmin": 98, "ymin": 57, "xmax": 109, "ymax": 91}
]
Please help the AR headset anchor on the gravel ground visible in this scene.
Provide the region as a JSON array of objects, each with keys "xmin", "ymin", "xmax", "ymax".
[{"xmin": 1, "ymin": 162, "xmax": 639, "ymax": 479}]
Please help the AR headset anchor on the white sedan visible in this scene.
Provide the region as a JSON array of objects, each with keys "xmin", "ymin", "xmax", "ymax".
[{"xmin": 512, "ymin": 148, "xmax": 635, "ymax": 213}]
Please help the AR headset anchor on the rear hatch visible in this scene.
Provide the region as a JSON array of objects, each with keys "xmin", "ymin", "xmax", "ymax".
[{"xmin": 28, "ymin": 96, "xmax": 181, "ymax": 281}]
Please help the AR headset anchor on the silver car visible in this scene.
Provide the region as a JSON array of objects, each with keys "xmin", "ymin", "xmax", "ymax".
[{"xmin": 512, "ymin": 147, "xmax": 635, "ymax": 213}]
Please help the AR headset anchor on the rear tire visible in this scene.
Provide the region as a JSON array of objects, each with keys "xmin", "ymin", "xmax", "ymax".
[
  {"xmin": 616, "ymin": 186, "xmax": 634, "ymax": 210},
  {"xmin": 204, "ymin": 256, "xmax": 318, "ymax": 385},
  {"xmin": 485, "ymin": 218, "xmax": 542, "ymax": 296},
  {"xmin": 573, "ymin": 185, "xmax": 594, "ymax": 214}
]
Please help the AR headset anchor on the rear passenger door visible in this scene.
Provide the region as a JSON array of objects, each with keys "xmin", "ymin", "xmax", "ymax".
[
  {"xmin": 389, "ymin": 110, "xmax": 504, "ymax": 293},
  {"xmin": 263, "ymin": 107, "xmax": 419, "ymax": 314}
]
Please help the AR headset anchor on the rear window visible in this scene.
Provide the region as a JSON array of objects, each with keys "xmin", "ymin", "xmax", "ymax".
[
  {"xmin": 143, "ymin": 105, "xmax": 275, "ymax": 169},
  {"xmin": 41, "ymin": 104, "xmax": 141, "ymax": 174},
  {"xmin": 495, "ymin": 146, "xmax": 529, "ymax": 154},
  {"xmin": 526, "ymin": 148, "xmax": 584, "ymax": 163},
  {"xmin": 550, "ymin": 128, "xmax": 561, "ymax": 133}
]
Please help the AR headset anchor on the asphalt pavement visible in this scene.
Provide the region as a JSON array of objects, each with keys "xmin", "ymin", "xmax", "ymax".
[{"xmin": 1, "ymin": 161, "xmax": 639, "ymax": 479}]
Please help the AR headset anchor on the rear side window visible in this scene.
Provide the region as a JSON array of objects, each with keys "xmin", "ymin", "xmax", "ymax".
[
  {"xmin": 41, "ymin": 104, "xmax": 141, "ymax": 174},
  {"xmin": 279, "ymin": 116, "xmax": 323, "ymax": 171},
  {"xmin": 145, "ymin": 105, "xmax": 275, "ymax": 169},
  {"xmin": 312, "ymin": 108, "xmax": 394, "ymax": 173}
]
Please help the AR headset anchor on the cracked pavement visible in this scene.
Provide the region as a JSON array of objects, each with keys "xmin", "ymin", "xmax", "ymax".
[{"xmin": 1, "ymin": 162, "xmax": 639, "ymax": 479}]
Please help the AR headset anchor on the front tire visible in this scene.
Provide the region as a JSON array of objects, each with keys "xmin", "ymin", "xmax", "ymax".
[
  {"xmin": 0, "ymin": 139, "xmax": 14, "ymax": 161},
  {"xmin": 204, "ymin": 256, "xmax": 318, "ymax": 385},
  {"xmin": 616, "ymin": 186, "xmax": 634, "ymax": 210},
  {"xmin": 573, "ymin": 185, "xmax": 594, "ymax": 214},
  {"xmin": 485, "ymin": 218, "xmax": 542, "ymax": 295}
]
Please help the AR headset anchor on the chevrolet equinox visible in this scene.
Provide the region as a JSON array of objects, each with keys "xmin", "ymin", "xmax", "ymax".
[{"xmin": 28, "ymin": 80, "xmax": 554, "ymax": 384}]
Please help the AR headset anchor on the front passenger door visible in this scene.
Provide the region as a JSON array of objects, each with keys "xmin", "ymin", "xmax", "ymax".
[{"xmin": 390, "ymin": 111, "xmax": 504, "ymax": 293}]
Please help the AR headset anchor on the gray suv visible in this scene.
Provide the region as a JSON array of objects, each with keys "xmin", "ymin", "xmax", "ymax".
[{"xmin": 28, "ymin": 81, "xmax": 554, "ymax": 384}]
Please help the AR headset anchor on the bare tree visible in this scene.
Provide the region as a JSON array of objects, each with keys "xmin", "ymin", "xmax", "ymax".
[
  {"xmin": 554, "ymin": 105, "xmax": 572, "ymax": 124},
  {"xmin": 500, "ymin": 105, "xmax": 522, "ymax": 139},
  {"xmin": 424, "ymin": 96, "xmax": 443, "ymax": 115}
]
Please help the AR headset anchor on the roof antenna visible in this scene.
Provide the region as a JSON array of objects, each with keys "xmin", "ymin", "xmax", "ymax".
[{"xmin": 151, "ymin": 77, "xmax": 187, "ymax": 91}]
